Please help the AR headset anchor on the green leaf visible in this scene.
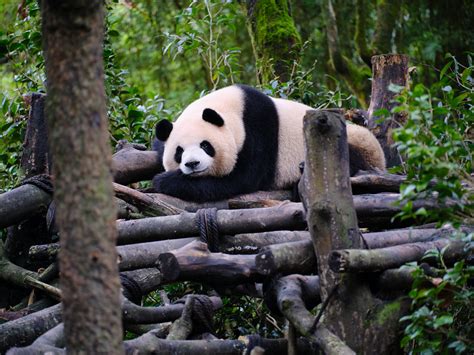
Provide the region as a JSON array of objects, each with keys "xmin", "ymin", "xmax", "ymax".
[
  {"xmin": 439, "ymin": 61, "xmax": 452, "ymax": 79},
  {"xmin": 433, "ymin": 315, "xmax": 453, "ymax": 328}
]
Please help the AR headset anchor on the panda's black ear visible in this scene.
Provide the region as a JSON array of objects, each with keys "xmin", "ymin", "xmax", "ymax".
[
  {"xmin": 155, "ymin": 120, "xmax": 173, "ymax": 141},
  {"xmin": 202, "ymin": 108, "xmax": 224, "ymax": 127}
]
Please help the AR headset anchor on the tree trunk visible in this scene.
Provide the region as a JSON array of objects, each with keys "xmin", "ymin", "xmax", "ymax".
[
  {"xmin": 300, "ymin": 110, "xmax": 406, "ymax": 353},
  {"xmin": 41, "ymin": 1, "xmax": 123, "ymax": 353},
  {"xmin": 367, "ymin": 54, "xmax": 409, "ymax": 167},
  {"xmin": 244, "ymin": 0, "xmax": 302, "ymax": 83}
]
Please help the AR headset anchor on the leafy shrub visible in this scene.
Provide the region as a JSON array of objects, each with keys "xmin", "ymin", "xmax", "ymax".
[
  {"xmin": 393, "ymin": 56, "xmax": 474, "ymax": 353},
  {"xmin": 400, "ymin": 233, "xmax": 474, "ymax": 354},
  {"xmin": 392, "ymin": 55, "xmax": 473, "ymax": 226}
]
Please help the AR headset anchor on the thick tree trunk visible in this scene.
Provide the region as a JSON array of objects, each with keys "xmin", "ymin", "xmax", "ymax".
[
  {"xmin": 367, "ymin": 54, "xmax": 409, "ymax": 167},
  {"xmin": 301, "ymin": 110, "xmax": 406, "ymax": 353},
  {"xmin": 244, "ymin": 0, "xmax": 302, "ymax": 83},
  {"xmin": 41, "ymin": 1, "xmax": 123, "ymax": 353}
]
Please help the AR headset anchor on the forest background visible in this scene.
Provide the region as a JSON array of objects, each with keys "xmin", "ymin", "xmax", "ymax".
[{"xmin": 0, "ymin": 0, "xmax": 473, "ymax": 353}]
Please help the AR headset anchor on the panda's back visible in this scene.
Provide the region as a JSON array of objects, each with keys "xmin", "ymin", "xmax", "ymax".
[
  {"xmin": 271, "ymin": 97, "xmax": 310, "ymax": 189},
  {"xmin": 233, "ymin": 85, "xmax": 281, "ymax": 191}
]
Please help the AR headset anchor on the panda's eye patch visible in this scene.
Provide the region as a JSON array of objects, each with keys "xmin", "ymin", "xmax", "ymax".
[
  {"xmin": 174, "ymin": 146, "xmax": 183, "ymax": 163},
  {"xmin": 200, "ymin": 140, "xmax": 215, "ymax": 157}
]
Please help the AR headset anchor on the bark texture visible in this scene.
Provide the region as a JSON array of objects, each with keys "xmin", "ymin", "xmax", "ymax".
[
  {"xmin": 42, "ymin": 1, "xmax": 123, "ymax": 353},
  {"xmin": 245, "ymin": 0, "xmax": 302, "ymax": 83},
  {"xmin": 301, "ymin": 110, "xmax": 404, "ymax": 353},
  {"xmin": 367, "ymin": 54, "xmax": 409, "ymax": 167}
]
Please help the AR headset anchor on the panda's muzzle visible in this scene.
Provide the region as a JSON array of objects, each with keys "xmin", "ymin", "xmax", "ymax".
[{"xmin": 185, "ymin": 161, "xmax": 200, "ymax": 169}]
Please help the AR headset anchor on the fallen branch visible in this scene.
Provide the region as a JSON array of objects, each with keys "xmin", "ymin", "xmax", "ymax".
[
  {"xmin": 0, "ymin": 184, "xmax": 51, "ymax": 229},
  {"xmin": 265, "ymin": 274, "xmax": 353, "ymax": 355},
  {"xmin": 256, "ymin": 241, "xmax": 317, "ymax": 276},
  {"xmin": 0, "ymin": 303, "xmax": 62, "ymax": 353},
  {"xmin": 350, "ymin": 172, "xmax": 406, "ymax": 194},
  {"xmin": 157, "ymin": 241, "xmax": 260, "ymax": 284},
  {"xmin": 6, "ymin": 323, "xmax": 65, "ymax": 355},
  {"xmin": 114, "ymin": 183, "xmax": 183, "ymax": 216},
  {"xmin": 0, "ymin": 241, "xmax": 39, "ymax": 288},
  {"xmin": 329, "ymin": 239, "xmax": 469, "ymax": 272},
  {"xmin": 24, "ymin": 276, "xmax": 61, "ymax": 301}
]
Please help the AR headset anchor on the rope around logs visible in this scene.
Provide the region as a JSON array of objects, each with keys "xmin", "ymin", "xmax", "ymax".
[
  {"xmin": 175, "ymin": 295, "xmax": 215, "ymax": 334},
  {"xmin": 195, "ymin": 208, "xmax": 219, "ymax": 252},
  {"xmin": 120, "ymin": 273, "xmax": 143, "ymax": 305},
  {"xmin": 20, "ymin": 174, "xmax": 54, "ymax": 194}
]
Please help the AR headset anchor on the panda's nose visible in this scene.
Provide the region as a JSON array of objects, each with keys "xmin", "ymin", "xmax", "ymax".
[{"xmin": 185, "ymin": 161, "xmax": 200, "ymax": 169}]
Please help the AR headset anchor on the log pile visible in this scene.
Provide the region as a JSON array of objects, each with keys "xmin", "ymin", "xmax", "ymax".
[{"xmin": 0, "ymin": 57, "xmax": 471, "ymax": 353}]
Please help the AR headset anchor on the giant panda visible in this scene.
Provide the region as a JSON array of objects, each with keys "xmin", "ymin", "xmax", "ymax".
[{"xmin": 152, "ymin": 85, "xmax": 385, "ymax": 202}]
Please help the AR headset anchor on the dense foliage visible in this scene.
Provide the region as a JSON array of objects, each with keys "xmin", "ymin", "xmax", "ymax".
[
  {"xmin": 1, "ymin": 0, "xmax": 473, "ymax": 351},
  {"xmin": 391, "ymin": 56, "xmax": 474, "ymax": 354}
]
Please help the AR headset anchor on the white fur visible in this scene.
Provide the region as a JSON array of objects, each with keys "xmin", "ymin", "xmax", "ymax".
[
  {"xmin": 271, "ymin": 97, "xmax": 309, "ymax": 188},
  {"xmin": 162, "ymin": 86, "xmax": 246, "ymax": 177},
  {"xmin": 180, "ymin": 144, "xmax": 214, "ymax": 175},
  {"xmin": 162, "ymin": 85, "xmax": 385, "ymax": 188}
]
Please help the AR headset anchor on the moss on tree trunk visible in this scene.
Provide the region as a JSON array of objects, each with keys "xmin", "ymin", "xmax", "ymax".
[{"xmin": 245, "ymin": 0, "xmax": 302, "ymax": 83}]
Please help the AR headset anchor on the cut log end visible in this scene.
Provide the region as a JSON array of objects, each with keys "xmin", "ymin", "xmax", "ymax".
[
  {"xmin": 157, "ymin": 253, "xmax": 181, "ymax": 282},
  {"xmin": 255, "ymin": 251, "xmax": 276, "ymax": 276}
]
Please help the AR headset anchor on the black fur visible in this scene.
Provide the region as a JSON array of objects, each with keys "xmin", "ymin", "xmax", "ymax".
[
  {"xmin": 200, "ymin": 140, "xmax": 215, "ymax": 157},
  {"xmin": 155, "ymin": 119, "xmax": 173, "ymax": 141},
  {"xmin": 202, "ymin": 108, "xmax": 224, "ymax": 127},
  {"xmin": 174, "ymin": 146, "xmax": 183, "ymax": 164},
  {"xmin": 152, "ymin": 85, "xmax": 279, "ymax": 202}
]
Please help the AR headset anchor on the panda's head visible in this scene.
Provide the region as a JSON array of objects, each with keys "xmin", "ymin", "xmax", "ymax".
[{"xmin": 155, "ymin": 108, "xmax": 240, "ymax": 177}]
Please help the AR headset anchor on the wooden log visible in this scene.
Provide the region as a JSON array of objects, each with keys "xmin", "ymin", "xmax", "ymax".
[
  {"xmin": 266, "ymin": 274, "xmax": 353, "ymax": 354},
  {"xmin": 147, "ymin": 190, "xmax": 293, "ymax": 212},
  {"xmin": 0, "ymin": 185, "xmax": 51, "ymax": 229},
  {"xmin": 223, "ymin": 228, "xmax": 441, "ymax": 254},
  {"xmin": 117, "ymin": 195, "xmax": 444, "ymax": 245},
  {"xmin": 116, "ymin": 197, "xmax": 140, "ymax": 219},
  {"xmin": 0, "ymin": 241, "xmax": 38, "ymax": 288},
  {"xmin": 6, "ymin": 323, "xmax": 65, "ymax": 355},
  {"xmin": 120, "ymin": 268, "xmax": 163, "ymax": 295},
  {"xmin": 367, "ymin": 54, "xmax": 409, "ymax": 167},
  {"xmin": 350, "ymin": 172, "xmax": 406, "ymax": 194},
  {"xmin": 114, "ymin": 183, "xmax": 183, "ymax": 216},
  {"xmin": 374, "ymin": 267, "xmax": 416, "ymax": 292},
  {"xmin": 329, "ymin": 238, "xmax": 468, "ymax": 273},
  {"xmin": 0, "ymin": 303, "xmax": 62, "ymax": 353},
  {"xmin": 157, "ymin": 241, "xmax": 260, "ymax": 284},
  {"xmin": 122, "ymin": 296, "xmax": 222, "ymax": 325},
  {"xmin": 117, "ymin": 203, "xmax": 306, "ymax": 245},
  {"xmin": 118, "ymin": 239, "xmax": 195, "ymax": 270},
  {"xmin": 166, "ymin": 296, "xmax": 194, "ymax": 340},
  {"xmin": 264, "ymin": 275, "xmax": 321, "ymax": 314},
  {"xmin": 219, "ymin": 230, "xmax": 309, "ymax": 254},
  {"xmin": 123, "ymin": 334, "xmax": 318, "ymax": 355},
  {"xmin": 256, "ymin": 241, "xmax": 316, "ymax": 276},
  {"xmin": 112, "ymin": 142, "xmax": 163, "ymax": 185}
]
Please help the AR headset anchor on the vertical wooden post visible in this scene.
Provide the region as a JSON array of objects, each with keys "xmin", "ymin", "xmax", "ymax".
[
  {"xmin": 301, "ymin": 110, "xmax": 406, "ymax": 353},
  {"xmin": 367, "ymin": 54, "xmax": 409, "ymax": 167},
  {"xmin": 20, "ymin": 93, "xmax": 50, "ymax": 177}
]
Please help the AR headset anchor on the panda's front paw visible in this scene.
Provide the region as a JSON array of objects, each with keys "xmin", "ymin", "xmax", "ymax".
[{"xmin": 152, "ymin": 170, "xmax": 183, "ymax": 194}]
